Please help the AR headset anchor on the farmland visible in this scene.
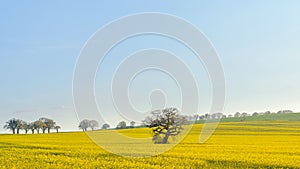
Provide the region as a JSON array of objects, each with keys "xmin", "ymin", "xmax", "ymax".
[{"xmin": 0, "ymin": 119, "xmax": 300, "ymax": 168}]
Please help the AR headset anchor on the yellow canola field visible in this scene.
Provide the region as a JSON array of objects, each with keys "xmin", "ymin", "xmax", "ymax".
[{"xmin": 0, "ymin": 121, "xmax": 299, "ymax": 169}]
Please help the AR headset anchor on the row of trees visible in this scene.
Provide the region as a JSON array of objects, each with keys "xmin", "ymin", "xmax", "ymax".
[
  {"xmin": 195, "ymin": 110, "xmax": 294, "ymax": 120},
  {"xmin": 78, "ymin": 120, "xmax": 99, "ymax": 131},
  {"xmin": 78, "ymin": 119, "xmax": 137, "ymax": 131},
  {"xmin": 231, "ymin": 110, "xmax": 293, "ymax": 118},
  {"xmin": 116, "ymin": 121, "xmax": 136, "ymax": 129},
  {"xmin": 3, "ymin": 117, "xmax": 61, "ymax": 134}
]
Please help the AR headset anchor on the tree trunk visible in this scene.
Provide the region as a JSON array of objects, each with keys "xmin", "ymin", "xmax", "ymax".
[
  {"xmin": 42, "ymin": 129, "xmax": 45, "ymax": 133},
  {"xmin": 17, "ymin": 129, "xmax": 20, "ymax": 134},
  {"xmin": 48, "ymin": 128, "xmax": 50, "ymax": 133},
  {"xmin": 25, "ymin": 130, "xmax": 28, "ymax": 134},
  {"xmin": 31, "ymin": 129, "xmax": 35, "ymax": 134},
  {"xmin": 12, "ymin": 129, "xmax": 15, "ymax": 134},
  {"xmin": 56, "ymin": 129, "xmax": 58, "ymax": 133},
  {"xmin": 162, "ymin": 134, "xmax": 170, "ymax": 144},
  {"xmin": 37, "ymin": 129, "xmax": 40, "ymax": 134}
]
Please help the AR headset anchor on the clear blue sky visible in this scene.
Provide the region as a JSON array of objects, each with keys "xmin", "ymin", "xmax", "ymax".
[{"xmin": 1, "ymin": 1, "xmax": 300, "ymax": 133}]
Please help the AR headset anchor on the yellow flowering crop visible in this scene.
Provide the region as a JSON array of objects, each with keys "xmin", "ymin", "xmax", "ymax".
[{"xmin": 0, "ymin": 121, "xmax": 299, "ymax": 168}]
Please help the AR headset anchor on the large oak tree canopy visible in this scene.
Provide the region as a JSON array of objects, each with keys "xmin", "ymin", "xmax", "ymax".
[{"xmin": 143, "ymin": 107, "xmax": 187, "ymax": 144}]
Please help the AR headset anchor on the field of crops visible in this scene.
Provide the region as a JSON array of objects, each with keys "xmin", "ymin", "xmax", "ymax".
[{"xmin": 0, "ymin": 121, "xmax": 299, "ymax": 168}]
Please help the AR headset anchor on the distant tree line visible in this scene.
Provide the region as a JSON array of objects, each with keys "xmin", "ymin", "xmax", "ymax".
[
  {"xmin": 115, "ymin": 120, "xmax": 136, "ymax": 129},
  {"xmin": 194, "ymin": 110, "xmax": 294, "ymax": 120},
  {"xmin": 3, "ymin": 117, "xmax": 61, "ymax": 134}
]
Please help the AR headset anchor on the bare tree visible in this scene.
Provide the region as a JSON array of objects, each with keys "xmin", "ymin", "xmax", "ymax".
[
  {"xmin": 130, "ymin": 121, "xmax": 135, "ymax": 128},
  {"xmin": 204, "ymin": 113, "xmax": 210, "ymax": 120},
  {"xmin": 29, "ymin": 122, "xmax": 35, "ymax": 134},
  {"xmin": 101, "ymin": 123, "xmax": 110, "ymax": 130},
  {"xmin": 143, "ymin": 107, "xmax": 187, "ymax": 144},
  {"xmin": 199, "ymin": 115, "xmax": 205, "ymax": 120},
  {"xmin": 234, "ymin": 112, "xmax": 240, "ymax": 117},
  {"xmin": 79, "ymin": 119, "xmax": 99, "ymax": 131},
  {"xmin": 21, "ymin": 121, "xmax": 30, "ymax": 134},
  {"xmin": 116, "ymin": 121, "xmax": 126, "ymax": 129},
  {"xmin": 34, "ymin": 120, "xmax": 45, "ymax": 134},
  {"xmin": 39, "ymin": 117, "xmax": 55, "ymax": 133},
  {"xmin": 15, "ymin": 119, "xmax": 23, "ymax": 134},
  {"xmin": 89, "ymin": 120, "xmax": 99, "ymax": 131},
  {"xmin": 54, "ymin": 125, "xmax": 61, "ymax": 133},
  {"xmin": 3, "ymin": 118, "xmax": 21, "ymax": 134},
  {"xmin": 79, "ymin": 120, "xmax": 89, "ymax": 131}
]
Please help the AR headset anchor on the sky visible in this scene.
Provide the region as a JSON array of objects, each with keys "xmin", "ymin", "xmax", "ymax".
[{"xmin": 1, "ymin": 1, "xmax": 300, "ymax": 133}]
